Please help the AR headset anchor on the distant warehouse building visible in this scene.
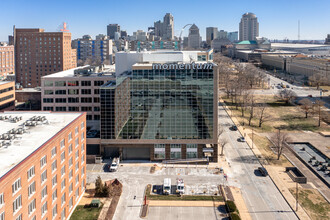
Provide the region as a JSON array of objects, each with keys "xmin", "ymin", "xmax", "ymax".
[
  {"xmin": 0, "ymin": 111, "xmax": 86, "ymax": 220},
  {"xmin": 271, "ymin": 43, "xmax": 330, "ymax": 55},
  {"xmin": 100, "ymin": 50, "xmax": 218, "ymax": 162},
  {"xmin": 261, "ymin": 54, "xmax": 330, "ymax": 85}
]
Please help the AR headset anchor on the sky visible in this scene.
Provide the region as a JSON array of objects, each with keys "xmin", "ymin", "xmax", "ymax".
[{"xmin": 1, "ymin": 0, "xmax": 330, "ymax": 41}]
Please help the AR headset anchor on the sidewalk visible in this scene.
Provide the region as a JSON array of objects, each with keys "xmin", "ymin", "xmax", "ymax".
[
  {"xmin": 230, "ymin": 187, "xmax": 252, "ymax": 220},
  {"xmin": 148, "ymin": 200, "xmax": 224, "ymax": 207},
  {"xmin": 220, "ymin": 99, "xmax": 311, "ymax": 220}
]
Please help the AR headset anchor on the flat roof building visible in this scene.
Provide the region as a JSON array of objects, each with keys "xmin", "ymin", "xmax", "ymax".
[
  {"xmin": 101, "ymin": 50, "xmax": 218, "ymax": 162},
  {"xmin": 41, "ymin": 65, "xmax": 115, "ymax": 131},
  {"xmin": 0, "ymin": 111, "xmax": 86, "ymax": 220},
  {"xmin": 0, "ymin": 81, "xmax": 15, "ymax": 112},
  {"xmin": 271, "ymin": 43, "xmax": 330, "ymax": 55}
]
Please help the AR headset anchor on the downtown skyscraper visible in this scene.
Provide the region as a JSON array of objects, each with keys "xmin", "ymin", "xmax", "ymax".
[
  {"xmin": 154, "ymin": 13, "xmax": 174, "ymax": 40},
  {"xmin": 239, "ymin": 12, "xmax": 259, "ymax": 41}
]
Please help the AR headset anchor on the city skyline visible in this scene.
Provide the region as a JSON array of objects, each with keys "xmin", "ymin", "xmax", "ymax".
[{"xmin": 1, "ymin": 0, "xmax": 330, "ymax": 42}]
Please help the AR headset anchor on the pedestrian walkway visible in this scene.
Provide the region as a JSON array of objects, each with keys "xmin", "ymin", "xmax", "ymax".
[
  {"xmin": 230, "ymin": 187, "xmax": 252, "ymax": 220},
  {"xmin": 148, "ymin": 200, "xmax": 224, "ymax": 207}
]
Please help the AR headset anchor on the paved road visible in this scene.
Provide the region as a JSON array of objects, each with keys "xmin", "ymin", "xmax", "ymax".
[{"xmin": 218, "ymin": 103, "xmax": 298, "ymax": 220}]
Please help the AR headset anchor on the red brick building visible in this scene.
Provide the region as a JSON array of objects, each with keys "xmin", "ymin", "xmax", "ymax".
[
  {"xmin": 14, "ymin": 28, "xmax": 77, "ymax": 88},
  {"xmin": 0, "ymin": 112, "xmax": 86, "ymax": 220}
]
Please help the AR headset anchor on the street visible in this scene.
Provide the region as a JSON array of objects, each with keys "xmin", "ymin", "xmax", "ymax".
[{"xmin": 218, "ymin": 103, "xmax": 298, "ymax": 220}]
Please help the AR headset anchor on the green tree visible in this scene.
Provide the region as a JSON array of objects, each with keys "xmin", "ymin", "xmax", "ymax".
[{"xmin": 95, "ymin": 176, "xmax": 104, "ymax": 196}]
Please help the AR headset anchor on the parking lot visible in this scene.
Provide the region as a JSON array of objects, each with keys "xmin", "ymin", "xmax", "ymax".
[{"xmin": 86, "ymin": 163, "xmax": 226, "ymax": 220}]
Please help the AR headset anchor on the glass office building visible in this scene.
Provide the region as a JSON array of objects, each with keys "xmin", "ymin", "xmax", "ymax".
[
  {"xmin": 100, "ymin": 50, "xmax": 218, "ymax": 161},
  {"xmin": 122, "ymin": 66, "xmax": 213, "ymax": 140}
]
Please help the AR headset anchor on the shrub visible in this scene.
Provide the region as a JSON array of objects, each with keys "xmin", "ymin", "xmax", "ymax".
[
  {"xmin": 226, "ymin": 200, "xmax": 237, "ymax": 213},
  {"xmin": 230, "ymin": 213, "xmax": 241, "ymax": 220}
]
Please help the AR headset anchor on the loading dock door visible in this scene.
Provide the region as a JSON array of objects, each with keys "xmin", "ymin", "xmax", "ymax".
[{"xmin": 122, "ymin": 147, "xmax": 150, "ymax": 160}]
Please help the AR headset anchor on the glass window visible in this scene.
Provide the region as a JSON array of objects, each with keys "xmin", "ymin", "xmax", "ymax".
[
  {"xmin": 81, "ymin": 81, "xmax": 91, "ymax": 86},
  {"xmin": 68, "ymin": 81, "xmax": 79, "ymax": 86},
  {"xmin": 44, "ymin": 90, "xmax": 53, "ymax": 95},
  {"xmin": 81, "ymin": 89, "xmax": 91, "ymax": 94},
  {"xmin": 94, "ymin": 81, "xmax": 104, "ymax": 86},
  {"xmin": 186, "ymin": 144, "xmax": 198, "ymax": 158},
  {"xmin": 154, "ymin": 144, "xmax": 165, "ymax": 159},
  {"xmin": 68, "ymin": 89, "xmax": 79, "ymax": 95},
  {"xmin": 55, "ymin": 81, "xmax": 66, "ymax": 86},
  {"xmin": 170, "ymin": 144, "xmax": 181, "ymax": 159},
  {"xmin": 44, "ymin": 81, "xmax": 53, "ymax": 87},
  {"xmin": 55, "ymin": 90, "xmax": 66, "ymax": 95}
]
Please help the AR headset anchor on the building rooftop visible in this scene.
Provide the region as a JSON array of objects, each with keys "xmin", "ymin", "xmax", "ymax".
[
  {"xmin": 0, "ymin": 81, "xmax": 13, "ymax": 86},
  {"xmin": 237, "ymin": 41, "xmax": 257, "ymax": 45},
  {"xmin": 0, "ymin": 112, "xmax": 83, "ymax": 179},
  {"xmin": 271, "ymin": 43, "xmax": 330, "ymax": 49},
  {"xmin": 43, "ymin": 65, "xmax": 115, "ymax": 78}
]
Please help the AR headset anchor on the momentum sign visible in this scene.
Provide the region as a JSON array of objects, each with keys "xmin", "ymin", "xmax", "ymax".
[{"xmin": 152, "ymin": 62, "xmax": 213, "ymax": 70}]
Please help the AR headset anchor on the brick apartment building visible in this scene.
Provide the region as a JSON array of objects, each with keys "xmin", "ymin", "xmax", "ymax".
[
  {"xmin": 0, "ymin": 44, "xmax": 14, "ymax": 79},
  {"xmin": 0, "ymin": 81, "xmax": 15, "ymax": 111},
  {"xmin": 0, "ymin": 112, "xmax": 86, "ymax": 220},
  {"xmin": 14, "ymin": 28, "xmax": 77, "ymax": 88}
]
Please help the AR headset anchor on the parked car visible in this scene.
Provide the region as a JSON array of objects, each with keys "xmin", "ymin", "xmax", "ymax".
[
  {"xmin": 258, "ymin": 167, "xmax": 268, "ymax": 176},
  {"xmin": 230, "ymin": 125, "xmax": 238, "ymax": 131},
  {"xmin": 109, "ymin": 157, "xmax": 120, "ymax": 172},
  {"xmin": 237, "ymin": 137, "xmax": 246, "ymax": 142}
]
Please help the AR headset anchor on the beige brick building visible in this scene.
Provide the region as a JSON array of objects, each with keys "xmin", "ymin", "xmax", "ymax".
[{"xmin": 0, "ymin": 45, "xmax": 14, "ymax": 79}]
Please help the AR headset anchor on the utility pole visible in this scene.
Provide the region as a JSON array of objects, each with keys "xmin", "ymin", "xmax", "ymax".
[
  {"xmin": 296, "ymin": 181, "xmax": 299, "ymax": 211},
  {"xmin": 298, "ymin": 20, "xmax": 300, "ymax": 42},
  {"xmin": 251, "ymin": 127, "xmax": 254, "ymax": 149}
]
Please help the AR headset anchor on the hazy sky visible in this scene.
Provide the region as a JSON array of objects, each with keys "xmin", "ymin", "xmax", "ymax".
[{"xmin": 1, "ymin": 0, "xmax": 329, "ymax": 41}]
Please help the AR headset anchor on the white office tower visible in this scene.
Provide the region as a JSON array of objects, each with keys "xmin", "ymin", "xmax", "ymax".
[{"xmin": 239, "ymin": 12, "xmax": 259, "ymax": 41}]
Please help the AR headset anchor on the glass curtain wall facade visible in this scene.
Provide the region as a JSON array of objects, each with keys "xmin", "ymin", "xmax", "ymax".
[{"xmin": 112, "ymin": 66, "xmax": 214, "ymax": 140}]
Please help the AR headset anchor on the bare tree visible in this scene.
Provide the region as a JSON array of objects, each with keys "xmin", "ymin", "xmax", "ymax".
[
  {"xmin": 271, "ymin": 129, "xmax": 291, "ymax": 160},
  {"xmin": 240, "ymin": 90, "xmax": 251, "ymax": 117},
  {"xmin": 77, "ymin": 59, "xmax": 84, "ymax": 66},
  {"xmin": 219, "ymin": 137, "xmax": 229, "ymax": 156},
  {"xmin": 256, "ymin": 103, "xmax": 271, "ymax": 127},
  {"xmin": 278, "ymin": 89, "xmax": 297, "ymax": 104},
  {"xmin": 299, "ymin": 98, "xmax": 313, "ymax": 118},
  {"xmin": 247, "ymin": 93, "xmax": 255, "ymax": 126},
  {"xmin": 313, "ymin": 100, "xmax": 325, "ymax": 127},
  {"xmin": 217, "ymin": 126, "xmax": 226, "ymax": 156}
]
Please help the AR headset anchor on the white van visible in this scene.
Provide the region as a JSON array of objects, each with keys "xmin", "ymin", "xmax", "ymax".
[
  {"xmin": 163, "ymin": 178, "xmax": 171, "ymax": 195},
  {"xmin": 177, "ymin": 179, "xmax": 185, "ymax": 194}
]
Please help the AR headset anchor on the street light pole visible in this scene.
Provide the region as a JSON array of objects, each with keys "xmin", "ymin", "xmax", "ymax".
[
  {"xmin": 251, "ymin": 127, "xmax": 254, "ymax": 149},
  {"xmin": 296, "ymin": 181, "xmax": 299, "ymax": 211}
]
